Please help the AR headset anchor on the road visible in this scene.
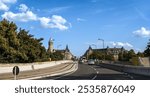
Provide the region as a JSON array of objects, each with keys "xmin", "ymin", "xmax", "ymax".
[{"xmin": 44, "ymin": 63, "xmax": 150, "ymax": 80}]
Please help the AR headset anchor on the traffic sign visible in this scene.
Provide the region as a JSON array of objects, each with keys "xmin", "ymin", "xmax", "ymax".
[{"xmin": 13, "ymin": 66, "xmax": 19, "ymax": 75}]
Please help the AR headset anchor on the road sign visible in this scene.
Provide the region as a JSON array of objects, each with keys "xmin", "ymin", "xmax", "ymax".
[{"xmin": 12, "ymin": 66, "xmax": 19, "ymax": 80}]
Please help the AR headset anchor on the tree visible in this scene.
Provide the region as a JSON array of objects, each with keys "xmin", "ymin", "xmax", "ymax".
[
  {"xmin": 49, "ymin": 51, "xmax": 64, "ymax": 61},
  {"xmin": 144, "ymin": 39, "xmax": 150, "ymax": 57},
  {"xmin": 119, "ymin": 49, "xmax": 136, "ymax": 61},
  {"xmin": 0, "ymin": 19, "xmax": 21, "ymax": 62},
  {"xmin": 17, "ymin": 29, "xmax": 49, "ymax": 62},
  {"xmin": 128, "ymin": 49, "xmax": 137, "ymax": 59},
  {"xmin": 88, "ymin": 51, "xmax": 105, "ymax": 60},
  {"xmin": 0, "ymin": 19, "xmax": 49, "ymax": 63},
  {"xmin": 137, "ymin": 52, "xmax": 144, "ymax": 57}
]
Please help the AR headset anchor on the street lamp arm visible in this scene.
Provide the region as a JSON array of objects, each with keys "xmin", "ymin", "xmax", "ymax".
[
  {"xmin": 98, "ymin": 38, "xmax": 105, "ymax": 49},
  {"xmin": 57, "ymin": 44, "xmax": 62, "ymax": 49}
]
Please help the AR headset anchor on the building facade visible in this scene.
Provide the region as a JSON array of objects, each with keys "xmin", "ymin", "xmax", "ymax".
[
  {"xmin": 47, "ymin": 38, "xmax": 73, "ymax": 60},
  {"xmin": 83, "ymin": 46, "xmax": 125, "ymax": 61}
]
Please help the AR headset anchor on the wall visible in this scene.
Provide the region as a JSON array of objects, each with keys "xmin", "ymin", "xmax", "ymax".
[
  {"xmin": 138, "ymin": 57, "xmax": 150, "ymax": 67},
  {"xmin": 0, "ymin": 60, "xmax": 72, "ymax": 74},
  {"xmin": 100, "ymin": 61, "xmax": 150, "ymax": 76}
]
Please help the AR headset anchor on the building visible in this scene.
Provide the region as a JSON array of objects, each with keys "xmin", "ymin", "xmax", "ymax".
[
  {"xmin": 83, "ymin": 46, "xmax": 125, "ymax": 61},
  {"xmin": 47, "ymin": 37, "xmax": 74, "ymax": 60},
  {"xmin": 47, "ymin": 38, "xmax": 54, "ymax": 53},
  {"xmin": 55, "ymin": 45, "xmax": 74, "ymax": 60}
]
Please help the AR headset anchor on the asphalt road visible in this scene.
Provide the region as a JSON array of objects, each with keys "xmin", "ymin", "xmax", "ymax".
[{"xmin": 46, "ymin": 63, "xmax": 150, "ymax": 80}]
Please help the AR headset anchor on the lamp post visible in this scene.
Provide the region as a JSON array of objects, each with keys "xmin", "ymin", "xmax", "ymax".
[
  {"xmin": 98, "ymin": 38, "xmax": 105, "ymax": 60},
  {"xmin": 57, "ymin": 44, "xmax": 62, "ymax": 50},
  {"xmin": 91, "ymin": 44, "xmax": 97, "ymax": 49},
  {"xmin": 98, "ymin": 38, "xmax": 104, "ymax": 49}
]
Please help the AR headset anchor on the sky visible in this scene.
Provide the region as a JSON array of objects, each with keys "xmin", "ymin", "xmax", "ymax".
[{"xmin": 0, "ymin": 0, "xmax": 150, "ymax": 57}]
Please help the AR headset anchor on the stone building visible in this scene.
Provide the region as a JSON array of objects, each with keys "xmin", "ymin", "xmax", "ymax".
[
  {"xmin": 55, "ymin": 45, "xmax": 74, "ymax": 60},
  {"xmin": 47, "ymin": 38, "xmax": 54, "ymax": 53},
  {"xmin": 47, "ymin": 38, "xmax": 73, "ymax": 60},
  {"xmin": 83, "ymin": 46, "xmax": 125, "ymax": 61}
]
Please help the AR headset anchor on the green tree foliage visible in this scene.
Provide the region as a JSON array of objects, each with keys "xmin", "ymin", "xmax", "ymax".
[
  {"xmin": 144, "ymin": 39, "xmax": 150, "ymax": 57},
  {"xmin": 105, "ymin": 54, "xmax": 114, "ymax": 61},
  {"xmin": 128, "ymin": 49, "xmax": 137, "ymax": 59},
  {"xmin": 49, "ymin": 51, "xmax": 64, "ymax": 61},
  {"xmin": 137, "ymin": 52, "xmax": 144, "ymax": 57},
  {"xmin": 0, "ymin": 19, "xmax": 48, "ymax": 63},
  {"xmin": 89, "ymin": 51, "xmax": 105, "ymax": 60},
  {"xmin": 119, "ymin": 49, "xmax": 137, "ymax": 61}
]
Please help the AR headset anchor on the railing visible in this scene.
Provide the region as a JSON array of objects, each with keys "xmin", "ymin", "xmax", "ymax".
[{"xmin": 99, "ymin": 61, "xmax": 150, "ymax": 76}]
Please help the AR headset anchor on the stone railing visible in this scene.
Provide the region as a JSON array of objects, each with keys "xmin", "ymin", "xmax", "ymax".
[{"xmin": 0, "ymin": 60, "xmax": 72, "ymax": 74}]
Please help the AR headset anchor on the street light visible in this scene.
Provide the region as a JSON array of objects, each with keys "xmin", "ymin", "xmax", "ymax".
[
  {"xmin": 98, "ymin": 38, "xmax": 104, "ymax": 49},
  {"xmin": 57, "ymin": 44, "xmax": 62, "ymax": 50},
  {"xmin": 98, "ymin": 38, "xmax": 105, "ymax": 60},
  {"xmin": 91, "ymin": 44, "xmax": 97, "ymax": 49}
]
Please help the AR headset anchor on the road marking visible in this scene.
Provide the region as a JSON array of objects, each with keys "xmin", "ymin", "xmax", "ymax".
[
  {"xmin": 92, "ymin": 75, "xmax": 97, "ymax": 80},
  {"xmin": 25, "ymin": 63, "xmax": 78, "ymax": 80},
  {"xmin": 90, "ymin": 66, "xmax": 98, "ymax": 80},
  {"xmin": 53, "ymin": 63, "xmax": 78, "ymax": 80}
]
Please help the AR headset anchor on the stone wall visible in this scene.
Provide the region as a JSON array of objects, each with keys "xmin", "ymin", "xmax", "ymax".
[
  {"xmin": 0, "ymin": 60, "xmax": 72, "ymax": 74},
  {"xmin": 138, "ymin": 57, "xmax": 150, "ymax": 67}
]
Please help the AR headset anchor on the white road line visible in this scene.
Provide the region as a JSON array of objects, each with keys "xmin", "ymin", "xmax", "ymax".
[
  {"xmin": 92, "ymin": 75, "xmax": 97, "ymax": 80},
  {"xmin": 53, "ymin": 63, "xmax": 78, "ymax": 80},
  {"xmin": 90, "ymin": 66, "xmax": 98, "ymax": 80}
]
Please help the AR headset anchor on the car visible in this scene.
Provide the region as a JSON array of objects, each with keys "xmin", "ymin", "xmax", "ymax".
[{"xmin": 88, "ymin": 59, "xmax": 95, "ymax": 65}]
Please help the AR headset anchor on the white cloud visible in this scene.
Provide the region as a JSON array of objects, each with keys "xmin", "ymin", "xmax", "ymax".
[
  {"xmin": 77, "ymin": 18, "xmax": 86, "ymax": 22},
  {"xmin": 19, "ymin": 4, "xmax": 28, "ymax": 12},
  {"xmin": 2, "ymin": 10, "xmax": 37, "ymax": 22},
  {"xmin": 109, "ymin": 42, "xmax": 133, "ymax": 48},
  {"xmin": 0, "ymin": 0, "xmax": 17, "ymax": 11},
  {"xmin": 1, "ymin": 3, "xmax": 70, "ymax": 30},
  {"xmin": 1, "ymin": 4, "xmax": 37, "ymax": 22},
  {"xmin": 85, "ymin": 41, "xmax": 134, "ymax": 50},
  {"xmin": 1, "ymin": 0, "xmax": 17, "ymax": 3},
  {"xmin": 0, "ymin": 1, "xmax": 8, "ymax": 11},
  {"xmin": 39, "ymin": 15, "xmax": 69, "ymax": 30},
  {"xmin": 133, "ymin": 27, "xmax": 150, "ymax": 37}
]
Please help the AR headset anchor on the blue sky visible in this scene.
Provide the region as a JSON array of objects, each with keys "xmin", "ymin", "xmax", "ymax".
[{"xmin": 0, "ymin": 0, "xmax": 150, "ymax": 56}]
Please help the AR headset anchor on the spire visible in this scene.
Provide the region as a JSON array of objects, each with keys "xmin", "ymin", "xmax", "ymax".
[
  {"xmin": 65, "ymin": 45, "xmax": 70, "ymax": 52},
  {"xmin": 89, "ymin": 45, "xmax": 92, "ymax": 50}
]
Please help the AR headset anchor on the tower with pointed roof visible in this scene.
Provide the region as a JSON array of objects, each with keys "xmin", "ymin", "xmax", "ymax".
[
  {"xmin": 64, "ymin": 45, "xmax": 73, "ymax": 60},
  {"xmin": 47, "ymin": 38, "xmax": 54, "ymax": 53}
]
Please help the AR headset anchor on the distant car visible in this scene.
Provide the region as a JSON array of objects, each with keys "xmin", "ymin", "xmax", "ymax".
[{"xmin": 88, "ymin": 59, "xmax": 95, "ymax": 65}]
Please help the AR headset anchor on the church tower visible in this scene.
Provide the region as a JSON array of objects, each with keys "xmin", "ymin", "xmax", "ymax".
[
  {"xmin": 47, "ymin": 38, "xmax": 54, "ymax": 53},
  {"xmin": 65, "ymin": 45, "xmax": 70, "ymax": 52}
]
